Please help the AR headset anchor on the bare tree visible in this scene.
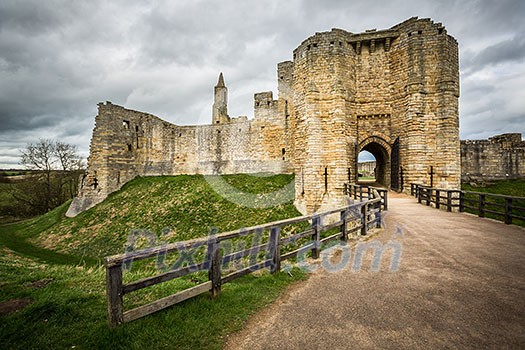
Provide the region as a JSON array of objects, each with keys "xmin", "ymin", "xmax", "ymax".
[{"xmin": 11, "ymin": 139, "xmax": 84, "ymax": 216}]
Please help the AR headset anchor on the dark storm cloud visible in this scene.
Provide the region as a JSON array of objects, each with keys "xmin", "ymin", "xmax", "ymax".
[{"xmin": 0, "ymin": 0, "xmax": 524, "ymax": 168}]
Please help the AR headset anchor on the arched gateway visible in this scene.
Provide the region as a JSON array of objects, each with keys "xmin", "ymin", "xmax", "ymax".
[
  {"xmin": 358, "ymin": 136, "xmax": 392, "ymax": 188},
  {"xmin": 68, "ymin": 17, "xmax": 460, "ymax": 217}
]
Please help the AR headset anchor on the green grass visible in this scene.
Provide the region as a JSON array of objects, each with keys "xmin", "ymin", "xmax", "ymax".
[
  {"xmin": 462, "ymin": 178, "xmax": 525, "ymax": 197},
  {"xmin": 0, "ymin": 182, "xmax": 25, "ymax": 224},
  {"xmin": 461, "ymin": 179, "xmax": 525, "ymax": 226},
  {"xmin": 33, "ymin": 174, "xmax": 299, "ymax": 258},
  {"xmin": 0, "ymin": 174, "xmax": 308, "ymax": 349}
]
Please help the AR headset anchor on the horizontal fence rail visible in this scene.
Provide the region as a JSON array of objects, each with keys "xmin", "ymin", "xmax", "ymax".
[
  {"xmin": 410, "ymin": 183, "xmax": 525, "ymax": 225},
  {"xmin": 105, "ymin": 196, "xmax": 383, "ymax": 326},
  {"xmin": 344, "ymin": 183, "xmax": 388, "ymax": 211}
]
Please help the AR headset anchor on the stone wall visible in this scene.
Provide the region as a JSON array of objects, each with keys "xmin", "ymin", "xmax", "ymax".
[
  {"xmin": 66, "ymin": 99, "xmax": 290, "ymax": 217},
  {"xmin": 68, "ymin": 17, "xmax": 461, "ymax": 217},
  {"xmin": 461, "ymin": 133, "xmax": 525, "ymax": 182},
  {"xmin": 358, "ymin": 161, "xmax": 377, "ymax": 177}
]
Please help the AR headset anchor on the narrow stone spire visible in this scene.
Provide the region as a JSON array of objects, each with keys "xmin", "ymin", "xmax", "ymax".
[
  {"xmin": 217, "ymin": 72, "xmax": 225, "ymax": 87},
  {"xmin": 213, "ymin": 72, "xmax": 229, "ymax": 124}
]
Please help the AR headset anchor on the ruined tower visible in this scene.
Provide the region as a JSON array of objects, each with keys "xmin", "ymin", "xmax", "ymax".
[{"xmin": 212, "ymin": 72, "xmax": 230, "ymax": 124}]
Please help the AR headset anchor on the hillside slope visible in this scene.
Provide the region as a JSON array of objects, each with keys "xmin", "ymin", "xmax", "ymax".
[
  {"xmin": 27, "ymin": 174, "xmax": 299, "ymax": 259},
  {"xmin": 0, "ymin": 174, "xmax": 306, "ymax": 350}
]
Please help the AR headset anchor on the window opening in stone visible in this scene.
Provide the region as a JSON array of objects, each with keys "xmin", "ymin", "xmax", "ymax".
[
  {"xmin": 127, "ymin": 144, "xmax": 132, "ymax": 152},
  {"xmin": 123, "ymin": 120, "xmax": 130, "ymax": 128}
]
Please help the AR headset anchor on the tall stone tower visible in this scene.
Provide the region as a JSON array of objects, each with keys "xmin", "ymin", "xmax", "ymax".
[
  {"xmin": 278, "ymin": 17, "xmax": 460, "ymax": 214},
  {"xmin": 212, "ymin": 72, "xmax": 230, "ymax": 124}
]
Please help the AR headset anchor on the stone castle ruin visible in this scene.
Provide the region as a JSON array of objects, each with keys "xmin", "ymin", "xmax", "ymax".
[
  {"xmin": 67, "ymin": 17, "xmax": 461, "ymax": 217},
  {"xmin": 461, "ymin": 133, "xmax": 525, "ymax": 183}
]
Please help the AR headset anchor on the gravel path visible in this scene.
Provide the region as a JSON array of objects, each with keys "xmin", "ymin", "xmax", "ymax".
[{"xmin": 225, "ymin": 194, "xmax": 525, "ymax": 349}]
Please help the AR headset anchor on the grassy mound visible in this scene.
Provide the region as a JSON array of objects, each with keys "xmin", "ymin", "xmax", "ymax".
[
  {"xmin": 0, "ymin": 174, "xmax": 307, "ymax": 349},
  {"xmin": 7, "ymin": 174, "xmax": 300, "ymax": 260}
]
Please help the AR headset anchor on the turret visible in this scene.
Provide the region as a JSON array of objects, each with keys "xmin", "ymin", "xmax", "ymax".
[{"xmin": 212, "ymin": 72, "xmax": 230, "ymax": 124}]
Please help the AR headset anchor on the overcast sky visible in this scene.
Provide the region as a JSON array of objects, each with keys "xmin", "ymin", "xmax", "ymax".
[{"xmin": 0, "ymin": 0, "xmax": 524, "ymax": 168}]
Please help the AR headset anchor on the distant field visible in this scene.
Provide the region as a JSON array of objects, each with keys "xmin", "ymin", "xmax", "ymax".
[{"xmin": 0, "ymin": 170, "xmax": 30, "ymax": 176}]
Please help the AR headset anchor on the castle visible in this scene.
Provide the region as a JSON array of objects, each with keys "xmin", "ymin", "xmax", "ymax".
[{"xmin": 67, "ymin": 17, "xmax": 462, "ymax": 217}]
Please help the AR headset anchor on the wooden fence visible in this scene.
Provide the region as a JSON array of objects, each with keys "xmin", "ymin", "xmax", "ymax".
[
  {"xmin": 410, "ymin": 183, "xmax": 525, "ymax": 225},
  {"xmin": 105, "ymin": 195, "xmax": 382, "ymax": 326},
  {"xmin": 344, "ymin": 183, "xmax": 388, "ymax": 210}
]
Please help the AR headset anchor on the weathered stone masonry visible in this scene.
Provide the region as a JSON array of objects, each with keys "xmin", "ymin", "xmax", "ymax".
[
  {"xmin": 461, "ymin": 133, "xmax": 525, "ymax": 182},
  {"xmin": 67, "ymin": 17, "xmax": 461, "ymax": 217}
]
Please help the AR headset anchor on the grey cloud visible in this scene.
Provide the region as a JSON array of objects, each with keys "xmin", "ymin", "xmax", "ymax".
[
  {"xmin": 462, "ymin": 34, "xmax": 525, "ymax": 76},
  {"xmin": 0, "ymin": 0, "xmax": 524, "ymax": 168}
]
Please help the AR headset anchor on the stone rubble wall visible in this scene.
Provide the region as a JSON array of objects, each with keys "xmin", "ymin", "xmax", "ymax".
[
  {"xmin": 358, "ymin": 161, "xmax": 377, "ymax": 177},
  {"xmin": 461, "ymin": 133, "xmax": 525, "ymax": 182}
]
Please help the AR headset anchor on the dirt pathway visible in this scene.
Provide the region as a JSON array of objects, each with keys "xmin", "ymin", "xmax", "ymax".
[{"xmin": 225, "ymin": 194, "xmax": 525, "ymax": 349}]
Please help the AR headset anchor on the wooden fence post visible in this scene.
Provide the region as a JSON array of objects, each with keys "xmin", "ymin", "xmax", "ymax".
[
  {"xmin": 359, "ymin": 186, "xmax": 363, "ymax": 201},
  {"xmin": 106, "ymin": 262, "xmax": 124, "ymax": 326},
  {"xmin": 311, "ymin": 216, "xmax": 321, "ymax": 259},
  {"xmin": 382, "ymin": 190, "xmax": 388, "ymax": 211},
  {"xmin": 459, "ymin": 191, "xmax": 465, "ymax": 212},
  {"xmin": 340, "ymin": 209, "xmax": 348, "ymax": 242},
  {"xmin": 504, "ymin": 198, "xmax": 513, "ymax": 225},
  {"xmin": 418, "ymin": 187, "xmax": 422, "ymax": 203},
  {"xmin": 269, "ymin": 226, "xmax": 281, "ymax": 273},
  {"xmin": 435, "ymin": 190, "xmax": 440, "ymax": 209},
  {"xmin": 361, "ymin": 203, "xmax": 368, "ymax": 236},
  {"xmin": 375, "ymin": 202, "xmax": 382, "ymax": 228},
  {"xmin": 208, "ymin": 238, "xmax": 222, "ymax": 297},
  {"xmin": 479, "ymin": 194, "xmax": 485, "ymax": 217},
  {"xmin": 426, "ymin": 188, "xmax": 431, "ymax": 206}
]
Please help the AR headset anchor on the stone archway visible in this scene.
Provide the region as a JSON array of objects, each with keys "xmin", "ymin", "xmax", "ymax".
[{"xmin": 358, "ymin": 136, "xmax": 391, "ymax": 188}]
